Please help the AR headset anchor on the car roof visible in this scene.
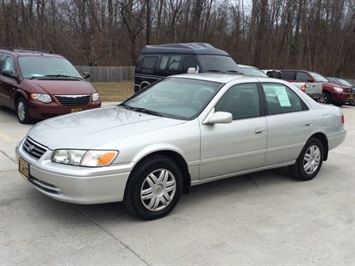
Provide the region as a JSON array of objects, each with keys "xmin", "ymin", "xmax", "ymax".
[
  {"xmin": 140, "ymin": 43, "xmax": 230, "ymax": 56},
  {"xmin": 0, "ymin": 48, "xmax": 60, "ymax": 58},
  {"xmin": 238, "ymin": 64, "xmax": 257, "ymax": 68},
  {"xmin": 168, "ymin": 73, "xmax": 274, "ymax": 84}
]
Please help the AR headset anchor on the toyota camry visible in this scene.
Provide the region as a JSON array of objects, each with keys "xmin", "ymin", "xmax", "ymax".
[{"xmin": 16, "ymin": 74, "xmax": 346, "ymax": 220}]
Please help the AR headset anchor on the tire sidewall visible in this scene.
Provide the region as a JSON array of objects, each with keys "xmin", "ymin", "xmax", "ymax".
[
  {"xmin": 293, "ymin": 138, "xmax": 324, "ymax": 181},
  {"xmin": 16, "ymin": 97, "xmax": 31, "ymax": 124},
  {"xmin": 124, "ymin": 156, "xmax": 183, "ymax": 220}
]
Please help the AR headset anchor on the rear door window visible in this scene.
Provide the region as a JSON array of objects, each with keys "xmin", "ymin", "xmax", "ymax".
[{"xmin": 262, "ymin": 83, "xmax": 308, "ymax": 115}]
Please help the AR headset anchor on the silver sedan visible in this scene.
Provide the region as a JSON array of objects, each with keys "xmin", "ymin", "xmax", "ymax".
[{"xmin": 16, "ymin": 74, "xmax": 346, "ymax": 220}]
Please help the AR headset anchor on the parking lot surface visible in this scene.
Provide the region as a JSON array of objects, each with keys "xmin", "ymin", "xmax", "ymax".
[{"xmin": 1, "ymin": 103, "xmax": 354, "ymax": 265}]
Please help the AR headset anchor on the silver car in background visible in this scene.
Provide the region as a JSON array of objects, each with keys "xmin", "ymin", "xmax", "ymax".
[{"xmin": 16, "ymin": 74, "xmax": 346, "ymax": 220}]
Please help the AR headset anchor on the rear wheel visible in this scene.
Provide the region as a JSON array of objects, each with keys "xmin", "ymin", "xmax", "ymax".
[
  {"xmin": 289, "ymin": 137, "xmax": 324, "ymax": 181},
  {"xmin": 16, "ymin": 97, "xmax": 32, "ymax": 124},
  {"xmin": 124, "ymin": 155, "xmax": 183, "ymax": 220}
]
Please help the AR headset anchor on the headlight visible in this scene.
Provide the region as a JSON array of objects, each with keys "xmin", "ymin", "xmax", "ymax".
[
  {"xmin": 52, "ymin": 150, "xmax": 118, "ymax": 167},
  {"xmin": 30, "ymin": 93, "xmax": 52, "ymax": 103},
  {"xmin": 334, "ymin": 87, "xmax": 343, "ymax": 92},
  {"xmin": 92, "ymin": 93, "xmax": 100, "ymax": 102}
]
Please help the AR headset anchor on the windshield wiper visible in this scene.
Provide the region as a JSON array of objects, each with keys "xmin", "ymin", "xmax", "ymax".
[
  {"xmin": 130, "ymin": 107, "xmax": 163, "ymax": 117},
  {"xmin": 206, "ymin": 70, "xmax": 223, "ymax": 73},
  {"xmin": 120, "ymin": 103, "xmax": 132, "ymax": 110},
  {"xmin": 43, "ymin": 74, "xmax": 83, "ymax": 80},
  {"xmin": 226, "ymin": 70, "xmax": 244, "ymax": 74}
]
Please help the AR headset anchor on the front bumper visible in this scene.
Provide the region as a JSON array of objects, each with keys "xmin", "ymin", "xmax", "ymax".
[
  {"xmin": 331, "ymin": 92, "xmax": 354, "ymax": 105},
  {"xmin": 16, "ymin": 139, "xmax": 131, "ymax": 204},
  {"xmin": 28, "ymin": 100, "xmax": 102, "ymax": 120}
]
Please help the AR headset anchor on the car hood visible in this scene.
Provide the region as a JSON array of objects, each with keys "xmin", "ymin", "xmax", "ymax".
[
  {"xmin": 27, "ymin": 106, "xmax": 185, "ymax": 149},
  {"xmin": 23, "ymin": 79, "xmax": 95, "ymax": 94}
]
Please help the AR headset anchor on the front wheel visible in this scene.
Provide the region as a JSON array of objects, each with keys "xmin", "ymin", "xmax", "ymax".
[
  {"xmin": 124, "ymin": 155, "xmax": 183, "ymax": 220},
  {"xmin": 16, "ymin": 97, "xmax": 32, "ymax": 124},
  {"xmin": 323, "ymin": 92, "xmax": 331, "ymax": 104},
  {"xmin": 289, "ymin": 137, "xmax": 324, "ymax": 181}
]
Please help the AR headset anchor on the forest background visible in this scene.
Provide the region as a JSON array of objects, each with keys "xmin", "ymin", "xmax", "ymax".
[{"xmin": 0, "ymin": 0, "xmax": 354, "ymax": 78}]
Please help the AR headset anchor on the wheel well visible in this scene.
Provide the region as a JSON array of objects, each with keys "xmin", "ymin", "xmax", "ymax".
[
  {"xmin": 14, "ymin": 92, "xmax": 26, "ymax": 108},
  {"xmin": 310, "ymin": 133, "xmax": 329, "ymax": 161},
  {"xmin": 135, "ymin": 151, "xmax": 191, "ymax": 194}
]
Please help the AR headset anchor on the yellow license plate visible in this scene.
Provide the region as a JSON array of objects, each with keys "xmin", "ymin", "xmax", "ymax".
[
  {"xmin": 19, "ymin": 158, "xmax": 29, "ymax": 179},
  {"xmin": 70, "ymin": 108, "xmax": 82, "ymax": 113}
]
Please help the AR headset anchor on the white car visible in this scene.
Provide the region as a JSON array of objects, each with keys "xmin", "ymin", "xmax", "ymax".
[
  {"xmin": 238, "ymin": 64, "xmax": 268, "ymax": 77},
  {"xmin": 16, "ymin": 74, "xmax": 346, "ymax": 220}
]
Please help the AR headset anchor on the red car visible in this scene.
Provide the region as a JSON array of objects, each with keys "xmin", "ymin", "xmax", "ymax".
[
  {"xmin": 0, "ymin": 48, "xmax": 101, "ymax": 123},
  {"xmin": 280, "ymin": 69, "xmax": 353, "ymax": 106}
]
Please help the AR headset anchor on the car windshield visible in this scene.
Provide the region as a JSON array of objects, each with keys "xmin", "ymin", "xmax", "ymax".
[
  {"xmin": 310, "ymin": 71, "xmax": 328, "ymax": 82},
  {"xmin": 18, "ymin": 56, "xmax": 83, "ymax": 80},
  {"xmin": 336, "ymin": 78, "xmax": 353, "ymax": 87},
  {"xmin": 202, "ymin": 55, "xmax": 241, "ymax": 73},
  {"xmin": 123, "ymin": 77, "xmax": 222, "ymax": 120},
  {"xmin": 239, "ymin": 66, "xmax": 268, "ymax": 77}
]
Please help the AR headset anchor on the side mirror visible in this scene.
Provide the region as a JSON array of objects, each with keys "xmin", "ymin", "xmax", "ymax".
[
  {"xmin": 2, "ymin": 70, "xmax": 17, "ymax": 79},
  {"xmin": 204, "ymin": 111, "xmax": 232, "ymax": 125},
  {"xmin": 187, "ymin": 67, "xmax": 197, "ymax": 74},
  {"xmin": 82, "ymin": 72, "xmax": 90, "ymax": 79},
  {"xmin": 307, "ymin": 78, "xmax": 314, "ymax": 82}
]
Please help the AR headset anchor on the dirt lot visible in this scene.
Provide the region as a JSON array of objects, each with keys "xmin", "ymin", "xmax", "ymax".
[{"xmin": 92, "ymin": 81, "xmax": 134, "ymax": 102}]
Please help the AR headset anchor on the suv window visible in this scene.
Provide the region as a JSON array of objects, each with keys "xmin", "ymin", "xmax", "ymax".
[
  {"xmin": 141, "ymin": 56, "xmax": 158, "ymax": 74},
  {"xmin": 281, "ymin": 71, "xmax": 295, "ymax": 80},
  {"xmin": 166, "ymin": 55, "xmax": 182, "ymax": 72},
  {"xmin": 262, "ymin": 83, "xmax": 308, "ymax": 115},
  {"xmin": 215, "ymin": 83, "xmax": 260, "ymax": 120},
  {"xmin": 202, "ymin": 55, "xmax": 240, "ymax": 73},
  {"xmin": 182, "ymin": 56, "xmax": 198, "ymax": 72}
]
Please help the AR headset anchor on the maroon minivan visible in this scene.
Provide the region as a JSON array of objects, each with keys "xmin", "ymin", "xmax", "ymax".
[{"xmin": 0, "ymin": 48, "xmax": 101, "ymax": 123}]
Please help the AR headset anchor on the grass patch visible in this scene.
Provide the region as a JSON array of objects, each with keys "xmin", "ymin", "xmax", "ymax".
[{"xmin": 92, "ymin": 81, "xmax": 134, "ymax": 102}]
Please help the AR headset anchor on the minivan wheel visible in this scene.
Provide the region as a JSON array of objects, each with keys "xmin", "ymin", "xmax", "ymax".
[
  {"xmin": 289, "ymin": 137, "xmax": 324, "ymax": 181},
  {"xmin": 124, "ymin": 155, "xmax": 183, "ymax": 220},
  {"xmin": 16, "ymin": 97, "xmax": 32, "ymax": 124}
]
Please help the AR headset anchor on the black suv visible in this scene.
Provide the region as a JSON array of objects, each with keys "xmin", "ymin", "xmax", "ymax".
[
  {"xmin": 134, "ymin": 43, "xmax": 241, "ymax": 92},
  {"xmin": 0, "ymin": 48, "xmax": 101, "ymax": 123}
]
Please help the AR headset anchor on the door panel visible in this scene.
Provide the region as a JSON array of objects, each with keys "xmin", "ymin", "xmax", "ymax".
[{"xmin": 199, "ymin": 83, "xmax": 267, "ymax": 180}]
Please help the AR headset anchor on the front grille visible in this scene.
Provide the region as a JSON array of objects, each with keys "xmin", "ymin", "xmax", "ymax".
[
  {"xmin": 23, "ymin": 137, "xmax": 48, "ymax": 159},
  {"xmin": 55, "ymin": 95, "xmax": 90, "ymax": 106}
]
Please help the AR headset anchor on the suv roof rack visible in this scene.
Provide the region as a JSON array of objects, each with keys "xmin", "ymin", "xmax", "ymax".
[{"xmin": 0, "ymin": 47, "xmax": 54, "ymax": 54}]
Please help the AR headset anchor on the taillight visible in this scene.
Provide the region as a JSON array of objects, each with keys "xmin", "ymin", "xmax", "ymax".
[{"xmin": 341, "ymin": 115, "xmax": 344, "ymax": 123}]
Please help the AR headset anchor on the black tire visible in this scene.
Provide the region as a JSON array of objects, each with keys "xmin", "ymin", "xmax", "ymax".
[
  {"xmin": 124, "ymin": 155, "xmax": 183, "ymax": 220},
  {"xmin": 16, "ymin": 97, "xmax": 32, "ymax": 124},
  {"xmin": 323, "ymin": 92, "xmax": 331, "ymax": 104},
  {"xmin": 289, "ymin": 137, "xmax": 324, "ymax": 181}
]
